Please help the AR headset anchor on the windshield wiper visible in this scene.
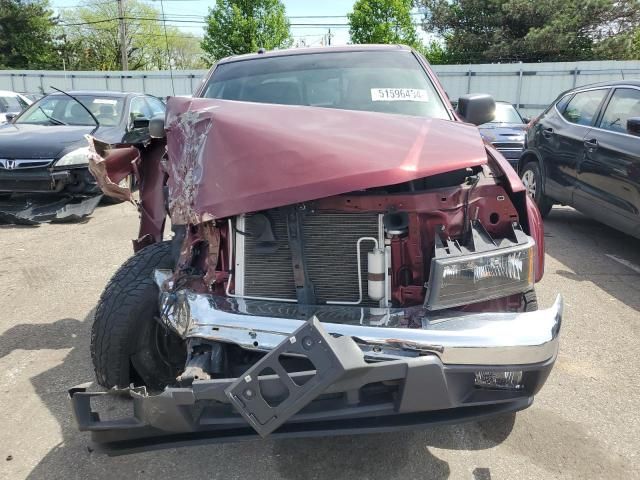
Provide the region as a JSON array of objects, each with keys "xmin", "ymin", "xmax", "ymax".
[
  {"xmin": 38, "ymin": 106, "xmax": 67, "ymax": 125},
  {"xmin": 49, "ymin": 86, "xmax": 100, "ymax": 132}
]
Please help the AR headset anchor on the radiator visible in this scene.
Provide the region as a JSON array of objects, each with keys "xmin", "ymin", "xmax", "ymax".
[{"xmin": 236, "ymin": 209, "xmax": 381, "ymax": 306}]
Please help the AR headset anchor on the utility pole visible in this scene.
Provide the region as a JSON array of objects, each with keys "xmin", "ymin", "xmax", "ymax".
[
  {"xmin": 327, "ymin": 28, "xmax": 332, "ymax": 46},
  {"xmin": 117, "ymin": 0, "xmax": 128, "ymax": 70}
]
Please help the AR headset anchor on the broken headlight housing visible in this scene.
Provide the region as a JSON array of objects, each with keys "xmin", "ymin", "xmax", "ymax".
[{"xmin": 425, "ymin": 221, "xmax": 534, "ymax": 310}]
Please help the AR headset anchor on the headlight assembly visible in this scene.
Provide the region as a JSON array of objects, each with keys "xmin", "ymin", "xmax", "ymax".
[
  {"xmin": 55, "ymin": 147, "xmax": 90, "ymax": 167},
  {"xmin": 425, "ymin": 221, "xmax": 534, "ymax": 310}
]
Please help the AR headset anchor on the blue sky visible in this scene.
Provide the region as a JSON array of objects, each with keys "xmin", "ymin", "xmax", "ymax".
[{"xmin": 52, "ymin": 0, "xmax": 360, "ymax": 45}]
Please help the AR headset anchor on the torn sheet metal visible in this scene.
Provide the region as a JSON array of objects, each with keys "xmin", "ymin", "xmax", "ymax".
[
  {"xmin": 86, "ymin": 135, "xmax": 137, "ymax": 204},
  {"xmin": 132, "ymin": 140, "xmax": 168, "ymax": 252},
  {"xmin": 86, "ymin": 135, "xmax": 168, "ymax": 251},
  {"xmin": 165, "ymin": 97, "xmax": 488, "ymax": 224},
  {"xmin": 0, "ymin": 194, "xmax": 102, "ymax": 225}
]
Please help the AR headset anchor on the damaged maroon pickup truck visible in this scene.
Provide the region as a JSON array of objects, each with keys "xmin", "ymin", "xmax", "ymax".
[{"xmin": 69, "ymin": 45, "xmax": 562, "ymax": 451}]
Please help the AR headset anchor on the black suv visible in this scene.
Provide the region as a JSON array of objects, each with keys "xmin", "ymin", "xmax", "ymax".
[{"xmin": 519, "ymin": 81, "xmax": 640, "ymax": 239}]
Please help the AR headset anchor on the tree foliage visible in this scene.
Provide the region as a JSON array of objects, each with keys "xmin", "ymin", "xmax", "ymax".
[
  {"xmin": 202, "ymin": 0, "xmax": 292, "ymax": 63},
  {"xmin": 418, "ymin": 0, "xmax": 640, "ymax": 63},
  {"xmin": 592, "ymin": 0, "xmax": 640, "ymax": 59},
  {"xmin": 0, "ymin": 0, "xmax": 59, "ymax": 69},
  {"xmin": 416, "ymin": 40, "xmax": 454, "ymax": 64},
  {"xmin": 348, "ymin": 0, "xmax": 419, "ymax": 47},
  {"xmin": 59, "ymin": 0, "xmax": 206, "ymax": 70}
]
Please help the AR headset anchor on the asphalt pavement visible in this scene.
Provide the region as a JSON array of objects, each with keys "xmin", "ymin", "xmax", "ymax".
[{"xmin": 0, "ymin": 203, "xmax": 638, "ymax": 479}]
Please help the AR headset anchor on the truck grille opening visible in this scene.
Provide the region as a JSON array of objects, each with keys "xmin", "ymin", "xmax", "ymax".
[{"xmin": 238, "ymin": 209, "xmax": 381, "ymax": 306}]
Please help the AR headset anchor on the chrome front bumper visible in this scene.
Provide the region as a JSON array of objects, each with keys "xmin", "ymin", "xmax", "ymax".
[
  {"xmin": 68, "ymin": 275, "xmax": 562, "ymax": 450},
  {"xmin": 155, "ymin": 270, "xmax": 563, "ymax": 367}
]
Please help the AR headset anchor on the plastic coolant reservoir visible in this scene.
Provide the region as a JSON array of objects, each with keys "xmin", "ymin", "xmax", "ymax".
[{"xmin": 367, "ymin": 248, "xmax": 385, "ymax": 301}]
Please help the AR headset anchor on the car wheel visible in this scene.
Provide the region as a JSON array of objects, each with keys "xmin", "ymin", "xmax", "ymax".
[
  {"xmin": 101, "ymin": 175, "xmax": 132, "ymax": 205},
  {"xmin": 521, "ymin": 162, "xmax": 553, "ymax": 217},
  {"xmin": 91, "ymin": 241, "xmax": 186, "ymax": 390}
]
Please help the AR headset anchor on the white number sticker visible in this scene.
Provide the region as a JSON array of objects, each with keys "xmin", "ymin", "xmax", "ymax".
[
  {"xmin": 93, "ymin": 98, "xmax": 118, "ymax": 105},
  {"xmin": 371, "ymin": 88, "xmax": 428, "ymax": 102}
]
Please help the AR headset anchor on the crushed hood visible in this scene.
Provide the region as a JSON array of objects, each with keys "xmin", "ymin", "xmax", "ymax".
[{"xmin": 165, "ymin": 97, "xmax": 488, "ymax": 223}]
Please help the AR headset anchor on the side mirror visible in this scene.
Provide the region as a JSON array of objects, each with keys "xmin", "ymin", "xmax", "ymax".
[
  {"xmin": 522, "ymin": 117, "xmax": 530, "ymax": 124},
  {"xmin": 131, "ymin": 116, "xmax": 150, "ymax": 130},
  {"xmin": 457, "ymin": 94, "xmax": 496, "ymax": 126},
  {"xmin": 627, "ymin": 118, "xmax": 640, "ymax": 137},
  {"xmin": 5, "ymin": 113, "xmax": 17, "ymax": 123},
  {"xmin": 149, "ymin": 116, "xmax": 166, "ymax": 139}
]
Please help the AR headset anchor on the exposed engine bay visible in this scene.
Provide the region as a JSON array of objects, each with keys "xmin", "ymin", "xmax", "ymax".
[{"xmin": 170, "ymin": 164, "xmax": 536, "ymax": 315}]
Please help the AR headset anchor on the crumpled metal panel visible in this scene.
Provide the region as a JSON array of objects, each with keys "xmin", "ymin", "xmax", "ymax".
[
  {"xmin": 86, "ymin": 135, "xmax": 168, "ymax": 251},
  {"xmin": 0, "ymin": 194, "xmax": 102, "ymax": 225},
  {"xmin": 87, "ymin": 135, "xmax": 137, "ymax": 204},
  {"xmin": 165, "ymin": 97, "xmax": 488, "ymax": 224}
]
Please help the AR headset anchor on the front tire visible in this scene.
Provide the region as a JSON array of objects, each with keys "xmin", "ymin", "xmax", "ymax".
[
  {"xmin": 91, "ymin": 241, "xmax": 185, "ymax": 390},
  {"xmin": 521, "ymin": 162, "xmax": 553, "ymax": 218}
]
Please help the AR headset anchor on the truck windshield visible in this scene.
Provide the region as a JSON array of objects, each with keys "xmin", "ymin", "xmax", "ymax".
[{"xmin": 202, "ymin": 50, "xmax": 450, "ymax": 119}]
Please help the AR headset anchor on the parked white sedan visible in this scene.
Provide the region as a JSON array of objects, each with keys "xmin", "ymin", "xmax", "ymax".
[{"xmin": 0, "ymin": 91, "xmax": 32, "ymax": 123}]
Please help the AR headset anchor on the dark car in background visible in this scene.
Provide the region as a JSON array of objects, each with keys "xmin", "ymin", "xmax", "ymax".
[
  {"xmin": 479, "ymin": 101, "xmax": 528, "ymax": 168},
  {"xmin": 519, "ymin": 80, "xmax": 640, "ymax": 239},
  {"xmin": 0, "ymin": 91, "xmax": 165, "ymax": 198}
]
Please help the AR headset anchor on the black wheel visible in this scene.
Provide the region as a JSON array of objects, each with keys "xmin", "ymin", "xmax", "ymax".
[
  {"xmin": 521, "ymin": 288, "xmax": 538, "ymax": 312},
  {"xmin": 521, "ymin": 162, "xmax": 553, "ymax": 217},
  {"xmin": 91, "ymin": 241, "xmax": 186, "ymax": 390}
]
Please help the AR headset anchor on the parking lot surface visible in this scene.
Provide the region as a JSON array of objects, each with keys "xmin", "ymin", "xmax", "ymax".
[{"xmin": 0, "ymin": 203, "xmax": 639, "ymax": 480}]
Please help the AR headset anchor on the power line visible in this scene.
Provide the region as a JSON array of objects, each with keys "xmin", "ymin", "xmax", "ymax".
[
  {"xmin": 59, "ymin": 17, "xmax": 361, "ymax": 27},
  {"xmin": 60, "ymin": 18, "xmax": 120, "ymax": 26}
]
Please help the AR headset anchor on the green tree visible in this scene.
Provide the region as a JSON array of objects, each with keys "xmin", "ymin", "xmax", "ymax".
[
  {"xmin": 348, "ymin": 0, "xmax": 419, "ymax": 46},
  {"xmin": 418, "ymin": 0, "xmax": 640, "ymax": 63},
  {"xmin": 0, "ymin": 0, "xmax": 59, "ymax": 69},
  {"xmin": 201, "ymin": 0, "xmax": 292, "ymax": 63},
  {"xmin": 165, "ymin": 33, "xmax": 208, "ymax": 70},
  {"xmin": 416, "ymin": 40, "xmax": 452, "ymax": 64},
  {"xmin": 592, "ymin": 0, "xmax": 640, "ymax": 59},
  {"xmin": 60, "ymin": 0, "xmax": 206, "ymax": 70}
]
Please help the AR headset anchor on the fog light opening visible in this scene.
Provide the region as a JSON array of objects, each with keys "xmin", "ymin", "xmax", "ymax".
[{"xmin": 474, "ymin": 370, "xmax": 524, "ymax": 390}]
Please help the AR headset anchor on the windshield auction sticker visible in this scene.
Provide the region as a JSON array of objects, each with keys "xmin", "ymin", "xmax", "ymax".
[{"xmin": 371, "ymin": 88, "xmax": 428, "ymax": 102}]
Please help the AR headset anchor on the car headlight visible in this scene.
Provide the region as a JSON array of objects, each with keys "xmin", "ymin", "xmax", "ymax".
[
  {"xmin": 425, "ymin": 236, "xmax": 534, "ymax": 311},
  {"xmin": 56, "ymin": 147, "xmax": 90, "ymax": 167}
]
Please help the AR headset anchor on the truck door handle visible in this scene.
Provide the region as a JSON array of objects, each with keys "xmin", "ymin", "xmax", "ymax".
[
  {"xmin": 584, "ymin": 138, "xmax": 598, "ymax": 149},
  {"xmin": 542, "ymin": 128, "xmax": 554, "ymax": 138}
]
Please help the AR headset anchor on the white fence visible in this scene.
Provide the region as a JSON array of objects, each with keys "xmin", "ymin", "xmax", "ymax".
[
  {"xmin": 2, "ymin": 60, "xmax": 640, "ymax": 117},
  {"xmin": 434, "ymin": 60, "xmax": 640, "ymax": 117}
]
